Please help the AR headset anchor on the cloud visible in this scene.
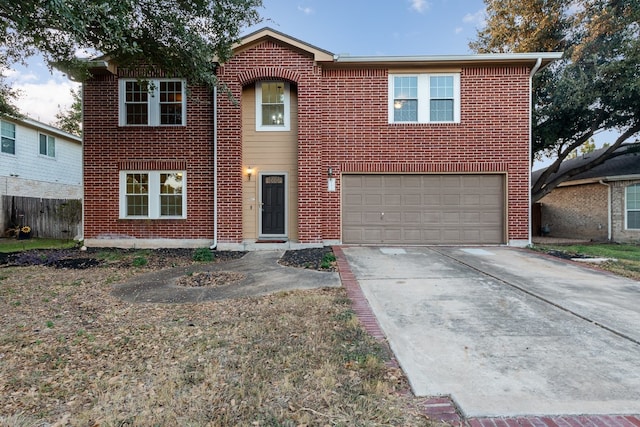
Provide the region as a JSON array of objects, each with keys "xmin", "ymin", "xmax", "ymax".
[
  {"xmin": 13, "ymin": 77, "xmax": 80, "ymax": 124},
  {"xmin": 297, "ymin": 5, "xmax": 314, "ymax": 15},
  {"xmin": 409, "ymin": 0, "xmax": 430, "ymax": 13},
  {"xmin": 463, "ymin": 9, "xmax": 486, "ymax": 28},
  {"xmin": 455, "ymin": 27, "xmax": 463, "ymax": 34}
]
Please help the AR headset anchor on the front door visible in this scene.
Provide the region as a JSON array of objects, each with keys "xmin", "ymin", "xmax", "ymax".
[{"xmin": 260, "ymin": 174, "xmax": 286, "ymax": 236}]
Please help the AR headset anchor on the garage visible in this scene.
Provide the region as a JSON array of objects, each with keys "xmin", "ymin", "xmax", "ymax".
[{"xmin": 342, "ymin": 174, "xmax": 505, "ymax": 244}]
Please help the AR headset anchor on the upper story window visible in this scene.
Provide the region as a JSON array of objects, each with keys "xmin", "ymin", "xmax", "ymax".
[
  {"xmin": 256, "ymin": 81, "xmax": 291, "ymax": 132},
  {"xmin": 119, "ymin": 79, "xmax": 186, "ymax": 126},
  {"xmin": 389, "ymin": 73, "xmax": 460, "ymax": 124},
  {"xmin": 120, "ymin": 171, "xmax": 186, "ymax": 219},
  {"xmin": 1, "ymin": 120, "xmax": 15, "ymax": 155},
  {"xmin": 39, "ymin": 133, "xmax": 55, "ymax": 158},
  {"xmin": 626, "ymin": 184, "xmax": 640, "ymax": 230}
]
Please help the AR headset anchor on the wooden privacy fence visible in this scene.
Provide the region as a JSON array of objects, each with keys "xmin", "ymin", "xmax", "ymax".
[{"xmin": 2, "ymin": 196, "xmax": 82, "ymax": 240}]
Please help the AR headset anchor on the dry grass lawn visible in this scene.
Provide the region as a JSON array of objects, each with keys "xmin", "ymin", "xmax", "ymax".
[{"xmin": 0, "ymin": 256, "xmax": 435, "ymax": 426}]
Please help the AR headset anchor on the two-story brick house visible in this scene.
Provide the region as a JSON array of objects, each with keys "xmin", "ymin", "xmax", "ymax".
[{"xmin": 81, "ymin": 28, "xmax": 560, "ymax": 249}]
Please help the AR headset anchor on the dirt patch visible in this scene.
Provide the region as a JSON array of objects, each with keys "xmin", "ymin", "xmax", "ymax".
[
  {"xmin": 279, "ymin": 247, "xmax": 337, "ymax": 271},
  {"xmin": 175, "ymin": 271, "xmax": 247, "ymax": 287}
]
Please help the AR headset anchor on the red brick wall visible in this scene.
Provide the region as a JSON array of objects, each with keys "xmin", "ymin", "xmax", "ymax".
[
  {"xmin": 84, "ymin": 39, "xmax": 531, "ymax": 245},
  {"xmin": 82, "ymin": 73, "xmax": 215, "ymax": 241}
]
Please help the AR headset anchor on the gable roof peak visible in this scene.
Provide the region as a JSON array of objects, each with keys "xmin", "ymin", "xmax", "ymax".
[{"xmin": 236, "ymin": 27, "xmax": 335, "ymax": 62}]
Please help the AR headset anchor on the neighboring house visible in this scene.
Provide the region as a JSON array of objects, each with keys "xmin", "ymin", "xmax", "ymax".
[
  {"xmin": 533, "ymin": 145, "xmax": 640, "ymax": 243},
  {"xmin": 80, "ymin": 28, "xmax": 560, "ymax": 249},
  {"xmin": 0, "ymin": 116, "xmax": 82, "ymax": 232}
]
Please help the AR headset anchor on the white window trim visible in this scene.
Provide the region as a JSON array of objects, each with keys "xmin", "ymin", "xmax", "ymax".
[
  {"xmin": 255, "ymin": 81, "xmax": 291, "ymax": 132},
  {"xmin": 388, "ymin": 73, "xmax": 460, "ymax": 124},
  {"xmin": 38, "ymin": 133, "xmax": 56, "ymax": 158},
  {"xmin": 625, "ymin": 184, "xmax": 640, "ymax": 230},
  {"xmin": 119, "ymin": 170, "xmax": 187, "ymax": 219},
  {"xmin": 119, "ymin": 79, "xmax": 187, "ymax": 127}
]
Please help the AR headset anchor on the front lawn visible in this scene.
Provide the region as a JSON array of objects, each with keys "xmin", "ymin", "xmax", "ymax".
[
  {"xmin": 0, "ymin": 253, "xmax": 434, "ymax": 426},
  {"xmin": 533, "ymin": 243, "xmax": 640, "ymax": 280}
]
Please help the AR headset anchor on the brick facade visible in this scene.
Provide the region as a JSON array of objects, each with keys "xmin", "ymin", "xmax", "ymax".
[
  {"xmin": 539, "ymin": 179, "xmax": 640, "ymax": 243},
  {"xmin": 82, "ymin": 29, "xmax": 543, "ymax": 248},
  {"xmin": 539, "ymin": 183, "xmax": 609, "ymax": 241}
]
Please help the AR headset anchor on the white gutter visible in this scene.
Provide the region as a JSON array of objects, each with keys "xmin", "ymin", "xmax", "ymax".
[
  {"xmin": 334, "ymin": 52, "xmax": 563, "ymax": 64},
  {"xmin": 599, "ymin": 180, "xmax": 612, "ymax": 241},
  {"xmin": 527, "ymin": 57, "xmax": 543, "ymax": 246},
  {"xmin": 210, "ymin": 86, "xmax": 218, "ymax": 249}
]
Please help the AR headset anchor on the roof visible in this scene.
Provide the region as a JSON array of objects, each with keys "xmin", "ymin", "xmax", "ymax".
[
  {"xmin": 1, "ymin": 116, "xmax": 82, "ymax": 144},
  {"xmin": 76, "ymin": 27, "xmax": 563, "ymax": 79},
  {"xmin": 532, "ymin": 144, "xmax": 640, "ymax": 185}
]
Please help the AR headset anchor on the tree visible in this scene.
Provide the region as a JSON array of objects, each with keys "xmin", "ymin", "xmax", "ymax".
[
  {"xmin": 0, "ymin": 0, "xmax": 263, "ymax": 116},
  {"xmin": 54, "ymin": 87, "xmax": 82, "ymax": 136},
  {"xmin": 471, "ymin": 0, "xmax": 640, "ymax": 203}
]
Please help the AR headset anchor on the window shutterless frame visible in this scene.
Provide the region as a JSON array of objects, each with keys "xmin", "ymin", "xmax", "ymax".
[
  {"xmin": 119, "ymin": 79, "xmax": 187, "ymax": 126},
  {"xmin": 388, "ymin": 73, "xmax": 461, "ymax": 124},
  {"xmin": 119, "ymin": 171, "xmax": 187, "ymax": 219},
  {"xmin": 626, "ymin": 184, "xmax": 640, "ymax": 230},
  {"xmin": 256, "ymin": 81, "xmax": 291, "ymax": 132}
]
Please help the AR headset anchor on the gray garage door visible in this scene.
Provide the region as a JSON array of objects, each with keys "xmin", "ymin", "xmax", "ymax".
[{"xmin": 342, "ymin": 174, "xmax": 505, "ymax": 244}]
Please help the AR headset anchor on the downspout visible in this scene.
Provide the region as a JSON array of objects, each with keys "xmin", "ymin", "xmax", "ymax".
[
  {"xmin": 599, "ymin": 180, "xmax": 612, "ymax": 241},
  {"xmin": 527, "ymin": 57, "xmax": 543, "ymax": 246},
  {"xmin": 210, "ymin": 86, "xmax": 218, "ymax": 249}
]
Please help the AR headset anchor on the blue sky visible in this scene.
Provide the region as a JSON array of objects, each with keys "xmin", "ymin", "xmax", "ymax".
[{"xmin": 5, "ymin": 0, "xmax": 487, "ymax": 124}]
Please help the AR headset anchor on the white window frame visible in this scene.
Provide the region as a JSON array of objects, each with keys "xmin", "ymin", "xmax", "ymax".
[
  {"xmin": 256, "ymin": 81, "xmax": 291, "ymax": 132},
  {"xmin": 119, "ymin": 79, "xmax": 187, "ymax": 127},
  {"xmin": 625, "ymin": 184, "xmax": 640, "ymax": 230},
  {"xmin": 388, "ymin": 73, "xmax": 460, "ymax": 124},
  {"xmin": 1, "ymin": 120, "xmax": 16, "ymax": 155},
  {"xmin": 39, "ymin": 133, "xmax": 56, "ymax": 158},
  {"xmin": 119, "ymin": 170, "xmax": 187, "ymax": 219}
]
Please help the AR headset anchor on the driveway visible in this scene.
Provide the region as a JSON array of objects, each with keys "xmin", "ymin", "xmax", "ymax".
[{"xmin": 341, "ymin": 246, "xmax": 640, "ymax": 417}]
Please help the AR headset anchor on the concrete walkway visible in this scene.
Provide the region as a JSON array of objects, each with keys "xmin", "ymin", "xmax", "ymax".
[
  {"xmin": 334, "ymin": 246, "xmax": 640, "ymax": 422},
  {"xmin": 112, "ymin": 250, "xmax": 341, "ymax": 303}
]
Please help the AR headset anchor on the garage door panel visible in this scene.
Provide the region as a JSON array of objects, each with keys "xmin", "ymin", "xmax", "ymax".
[{"xmin": 343, "ymin": 174, "xmax": 504, "ymax": 244}]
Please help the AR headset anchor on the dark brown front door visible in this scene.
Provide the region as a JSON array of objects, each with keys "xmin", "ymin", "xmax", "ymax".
[{"xmin": 261, "ymin": 174, "xmax": 285, "ymax": 235}]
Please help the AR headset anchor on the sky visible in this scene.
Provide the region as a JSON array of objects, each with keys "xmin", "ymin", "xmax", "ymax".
[{"xmin": 5, "ymin": 0, "xmax": 488, "ymax": 124}]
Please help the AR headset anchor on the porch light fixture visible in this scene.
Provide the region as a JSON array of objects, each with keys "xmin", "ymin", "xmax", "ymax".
[
  {"xmin": 246, "ymin": 166, "xmax": 254, "ymax": 181},
  {"xmin": 328, "ymin": 167, "xmax": 333, "ymax": 177}
]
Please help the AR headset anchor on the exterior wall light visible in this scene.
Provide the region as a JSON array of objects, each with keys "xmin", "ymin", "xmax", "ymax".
[{"xmin": 246, "ymin": 166, "xmax": 254, "ymax": 181}]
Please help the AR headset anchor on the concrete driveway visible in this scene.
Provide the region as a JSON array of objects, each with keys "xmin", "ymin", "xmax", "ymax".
[{"xmin": 341, "ymin": 246, "xmax": 640, "ymax": 417}]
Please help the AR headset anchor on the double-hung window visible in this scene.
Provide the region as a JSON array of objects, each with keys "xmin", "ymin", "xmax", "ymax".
[
  {"xmin": 1, "ymin": 120, "xmax": 15, "ymax": 155},
  {"xmin": 626, "ymin": 184, "xmax": 640, "ymax": 229},
  {"xmin": 39, "ymin": 133, "xmax": 55, "ymax": 157},
  {"xmin": 119, "ymin": 79, "xmax": 186, "ymax": 126},
  {"xmin": 256, "ymin": 81, "xmax": 291, "ymax": 131},
  {"xmin": 120, "ymin": 171, "xmax": 186, "ymax": 219},
  {"xmin": 389, "ymin": 73, "xmax": 460, "ymax": 124}
]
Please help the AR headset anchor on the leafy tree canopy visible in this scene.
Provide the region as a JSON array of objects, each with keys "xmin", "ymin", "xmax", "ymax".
[
  {"xmin": 0, "ymin": 0, "xmax": 263, "ymax": 116},
  {"xmin": 471, "ymin": 0, "xmax": 640, "ymax": 203},
  {"xmin": 54, "ymin": 87, "xmax": 82, "ymax": 136}
]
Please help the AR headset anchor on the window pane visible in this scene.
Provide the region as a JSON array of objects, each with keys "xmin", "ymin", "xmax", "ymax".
[
  {"xmin": 159, "ymin": 81, "xmax": 183, "ymax": 125},
  {"xmin": 126, "ymin": 104, "xmax": 149, "ymax": 125},
  {"xmin": 160, "ymin": 104, "xmax": 182, "ymax": 125},
  {"xmin": 262, "ymin": 82, "xmax": 285, "ymax": 104},
  {"xmin": 627, "ymin": 185, "xmax": 640, "ymax": 210},
  {"xmin": 160, "ymin": 173, "xmax": 183, "ymax": 216},
  {"xmin": 126, "ymin": 173, "xmax": 148, "ymax": 194},
  {"xmin": 1, "ymin": 137, "xmax": 15, "ymax": 154},
  {"xmin": 260, "ymin": 82, "xmax": 286, "ymax": 127},
  {"xmin": 394, "ymin": 99, "xmax": 418, "ymax": 122},
  {"xmin": 48, "ymin": 136, "xmax": 55, "ymax": 157},
  {"xmin": 430, "ymin": 76, "xmax": 454, "ymax": 98},
  {"xmin": 126, "ymin": 81, "xmax": 148, "ymax": 103},
  {"xmin": 40, "ymin": 134, "xmax": 47, "ymax": 155},
  {"xmin": 126, "ymin": 195, "xmax": 149, "ymax": 216},
  {"xmin": 1, "ymin": 121, "xmax": 15, "ymax": 138},
  {"xmin": 262, "ymin": 104, "xmax": 285, "ymax": 126},
  {"xmin": 628, "ymin": 211, "xmax": 640, "ymax": 229},
  {"xmin": 394, "ymin": 77, "xmax": 417, "ymax": 99},
  {"xmin": 430, "ymin": 99, "xmax": 454, "ymax": 122}
]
